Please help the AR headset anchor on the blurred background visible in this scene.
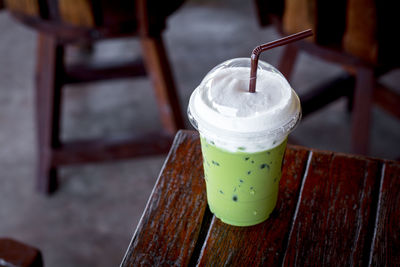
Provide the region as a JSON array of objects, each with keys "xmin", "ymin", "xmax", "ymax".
[{"xmin": 0, "ymin": 0, "xmax": 399, "ymax": 266}]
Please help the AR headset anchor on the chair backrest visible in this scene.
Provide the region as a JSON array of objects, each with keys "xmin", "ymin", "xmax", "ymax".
[
  {"xmin": 256, "ymin": 0, "xmax": 399, "ymax": 66},
  {"xmin": 4, "ymin": 0, "xmax": 184, "ymax": 41},
  {"xmin": 3, "ymin": 0, "xmax": 128, "ymax": 30},
  {"xmin": 4, "ymin": 0, "xmax": 41, "ymax": 17}
]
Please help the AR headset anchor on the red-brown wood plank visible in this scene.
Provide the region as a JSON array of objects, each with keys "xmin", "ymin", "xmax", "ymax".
[
  {"xmin": 120, "ymin": 130, "xmax": 208, "ymax": 266},
  {"xmin": 370, "ymin": 161, "xmax": 400, "ymax": 266},
  {"xmin": 283, "ymin": 152, "xmax": 382, "ymax": 266},
  {"xmin": 196, "ymin": 145, "xmax": 310, "ymax": 266}
]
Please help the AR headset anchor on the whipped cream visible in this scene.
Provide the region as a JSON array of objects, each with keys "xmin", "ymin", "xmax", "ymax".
[{"xmin": 188, "ymin": 58, "xmax": 301, "ymax": 152}]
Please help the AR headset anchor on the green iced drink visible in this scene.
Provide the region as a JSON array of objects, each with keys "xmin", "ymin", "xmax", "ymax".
[
  {"xmin": 188, "ymin": 58, "xmax": 301, "ymax": 226},
  {"xmin": 200, "ymin": 137, "xmax": 287, "ymax": 226}
]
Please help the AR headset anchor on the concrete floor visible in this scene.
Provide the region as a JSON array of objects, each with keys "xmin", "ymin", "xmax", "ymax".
[{"xmin": 0, "ymin": 0, "xmax": 399, "ymax": 266}]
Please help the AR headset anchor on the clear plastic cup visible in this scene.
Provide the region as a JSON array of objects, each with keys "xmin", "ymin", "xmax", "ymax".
[{"xmin": 188, "ymin": 58, "xmax": 301, "ymax": 226}]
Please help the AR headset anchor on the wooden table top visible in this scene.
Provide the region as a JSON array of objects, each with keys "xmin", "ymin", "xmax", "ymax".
[{"xmin": 120, "ymin": 130, "xmax": 400, "ymax": 266}]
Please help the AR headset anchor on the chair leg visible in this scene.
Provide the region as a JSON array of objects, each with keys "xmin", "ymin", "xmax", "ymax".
[
  {"xmin": 351, "ymin": 66, "xmax": 374, "ymax": 155},
  {"xmin": 346, "ymin": 83, "xmax": 355, "ymax": 113},
  {"xmin": 278, "ymin": 44, "xmax": 298, "ymax": 81},
  {"xmin": 35, "ymin": 33, "xmax": 64, "ymax": 194},
  {"xmin": 140, "ymin": 35, "xmax": 184, "ymax": 134}
]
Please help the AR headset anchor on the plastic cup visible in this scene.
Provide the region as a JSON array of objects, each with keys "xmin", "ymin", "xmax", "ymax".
[{"xmin": 188, "ymin": 58, "xmax": 301, "ymax": 226}]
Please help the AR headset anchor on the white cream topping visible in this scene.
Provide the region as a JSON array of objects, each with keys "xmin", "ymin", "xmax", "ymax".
[{"xmin": 188, "ymin": 63, "xmax": 301, "ymax": 152}]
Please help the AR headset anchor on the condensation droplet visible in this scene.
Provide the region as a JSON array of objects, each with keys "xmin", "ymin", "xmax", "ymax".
[
  {"xmin": 250, "ymin": 189, "xmax": 256, "ymax": 195},
  {"xmin": 253, "ymin": 210, "xmax": 258, "ymax": 215}
]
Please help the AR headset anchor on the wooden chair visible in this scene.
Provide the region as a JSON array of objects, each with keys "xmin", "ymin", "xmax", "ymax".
[
  {"xmin": 254, "ymin": 0, "xmax": 400, "ymax": 155},
  {"xmin": 0, "ymin": 238, "xmax": 43, "ymax": 267},
  {"xmin": 4, "ymin": 0, "xmax": 185, "ymax": 194}
]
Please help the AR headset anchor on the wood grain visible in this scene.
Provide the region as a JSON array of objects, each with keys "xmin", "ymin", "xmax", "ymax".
[
  {"xmin": 120, "ymin": 131, "xmax": 400, "ymax": 266},
  {"xmin": 343, "ymin": 0, "xmax": 378, "ymax": 64},
  {"xmin": 5, "ymin": 0, "xmax": 39, "ymax": 16},
  {"xmin": 196, "ymin": 146, "xmax": 310, "ymax": 266},
  {"xmin": 283, "ymin": 152, "xmax": 381, "ymax": 266},
  {"xmin": 121, "ymin": 130, "xmax": 208, "ymax": 266},
  {"xmin": 58, "ymin": 0, "xmax": 95, "ymax": 27},
  {"xmin": 282, "ymin": 0, "xmax": 316, "ymax": 42},
  {"xmin": 370, "ymin": 161, "xmax": 400, "ymax": 266}
]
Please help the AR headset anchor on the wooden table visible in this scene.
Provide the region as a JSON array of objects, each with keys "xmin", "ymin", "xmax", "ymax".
[{"xmin": 120, "ymin": 130, "xmax": 400, "ymax": 266}]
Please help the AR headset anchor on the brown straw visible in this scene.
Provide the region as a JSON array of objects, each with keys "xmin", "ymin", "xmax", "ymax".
[{"xmin": 249, "ymin": 29, "xmax": 313, "ymax": 93}]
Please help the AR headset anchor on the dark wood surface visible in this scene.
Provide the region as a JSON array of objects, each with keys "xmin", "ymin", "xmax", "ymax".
[
  {"xmin": 121, "ymin": 130, "xmax": 400, "ymax": 267},
  {"xmin": 370, "ymin": 161, "xmax": 400, "ymax": 266},
  {"xmin": 122, "ymin": 130, "xmax": 207, "ymax": 266},
  {"xmin": 0, "ymin": 238, "xmax": 43, "ymax": 267}
]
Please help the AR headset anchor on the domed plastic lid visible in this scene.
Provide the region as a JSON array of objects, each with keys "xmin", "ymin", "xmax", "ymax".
[{"xmin": 188, "ymin": 58, "xmax": 301, "ymax": 141}]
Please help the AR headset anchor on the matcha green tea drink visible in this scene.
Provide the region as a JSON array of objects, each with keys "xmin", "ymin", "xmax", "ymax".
[
  {"xmin": 188, "ymin": 57, "xmax": 302, "ymax": 226},
  {"xmin": 200, "ymin": 137, "xmax": 287, "ymax": 226}
]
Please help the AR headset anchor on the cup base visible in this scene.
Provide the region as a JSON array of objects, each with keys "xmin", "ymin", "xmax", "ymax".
[
  {"xmin": 210, "ymin": 206, "xmax": 273, "ymax": 227},
  {"xmin": 207, "ymin": 190, "xmax": 278, "ymax": 227}
]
